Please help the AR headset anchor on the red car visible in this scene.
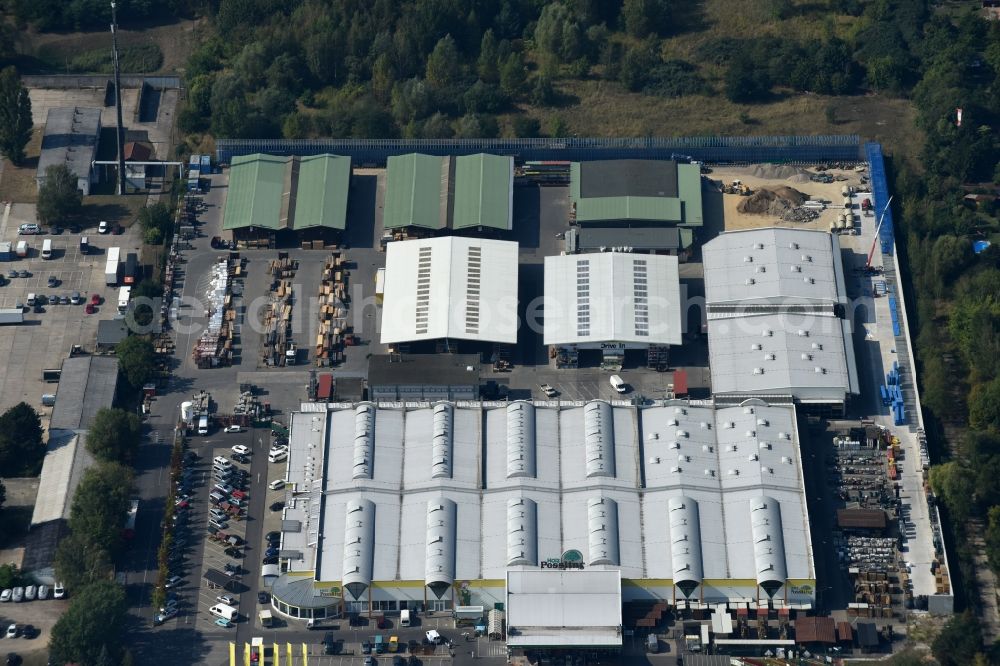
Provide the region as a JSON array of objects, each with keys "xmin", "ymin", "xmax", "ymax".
[
  {"xmin": 90, "ymin": 294, "xmax": 101, "ymax": 305},
  {"xmin": 84, "ymin": 304, "xmax": 95, "ymax": 314}
]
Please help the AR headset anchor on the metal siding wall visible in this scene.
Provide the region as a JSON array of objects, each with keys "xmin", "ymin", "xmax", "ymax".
[{"xmin": 216, "ymin": 136, "xmax": 863, "ymax": 166}]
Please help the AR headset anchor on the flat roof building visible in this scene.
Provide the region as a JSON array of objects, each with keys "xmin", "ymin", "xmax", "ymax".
[
  {"xmin": 569, "ymin": 160, "xmax": 703, "ymax": 252},
  {"xmin": 379, "ymin": 237, "xmax": 519, "ymax": 345},
  {"xmin": 368, "ymin": 353, "xmax": 481, "ymax": 402},
  {"xmin": 36, "ymin": 107, "xmax": 101, "ymax": 196},
  {"xmin": 269, "ymin": 400, "xmax": 815, "ymax": 628},
  {"xmin": 544, "ymin": 252, "xmax": 682, "ymax": 368},
  {"xmin": 49, "ymin": 356, "xmax": 120, "ymax": 431},
  {"xmin": 703, "ymin": 228, "xmax": 859, "ymax": 410},
  {"xmin": 223, "ymin": 153, "xmax": 351, "ymax": 242},
  {"xmin": 383, "ymin": 153, "xmax": 513, "ymax": 234}
]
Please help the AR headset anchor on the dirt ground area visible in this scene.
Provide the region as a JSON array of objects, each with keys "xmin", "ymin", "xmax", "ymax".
[
  {"xmin": 0, "ymin": 477, "xmax": 39, "ymax": 564},
  {"xmin": 709, "ymin": 165, "xmax": 870, "ymax": 232}
]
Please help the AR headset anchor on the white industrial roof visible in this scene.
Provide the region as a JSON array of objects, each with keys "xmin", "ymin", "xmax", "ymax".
[
  {"xmin": 30, "ymin": 431, "xmax": 94, "ymax": 525},
  {"xmin": 543, "ymin": 252, "xmax": 682, "ymax": 346},
  {"xmin": 281, "ymin": 400, "xmax": 813, "ymax": 601},
  {"xmin": 380, "ymin": 237, "xmax": 519, "ymax": 344},
  {"xmin": 707, "ymin": 313, "xmax": 859, "ymax": 402},
  {"xmin": 703, "ymin": 228, "xmax": 847, "ymax": 310},
  {"xmin": 505, "ymin": 570, "xmax": 623, "ymax": 647}
]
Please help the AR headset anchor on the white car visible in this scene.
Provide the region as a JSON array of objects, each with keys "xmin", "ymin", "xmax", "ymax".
[
  {"xmin": 5, "ymin": 624, "xmax": 16, "ymax": 638},
  {"xmin": 53, "ymin": 582, "xmax": 65, "ymax": 599},
  {"xmin": 11, "ymin": 587, "xmax": 23, "ymax": 602},
  {"xmin": 0, "ymin": 588, "xmax": 10, "ymax": 602},
  {"xmin": 609, "ymin": 375, "xmax": 627, "ymax": 393},
  {"xmin": 224, "ymin": 425, "xmax": 242, "ymax": 433},
  {"xmin": 98, "ymin": 220, "xmax": 109, "ymax": 234},
  {"xmin": 268, "ymin": 449, "xmax": 288, "ymax": 463},
  {"xmin": 24, "ymin": 584, "xmax": 36, "ymax": 600},
  {"xmin": 268, "ymin": 479, "xmax": 285, "ymax": 491},
  {"xmin": 37, "ymin": 584, "xmax": 49, "ymax": 600},
  {"xmin": 231, "ymin": 444, "xmax": 249, "ymax": 455},
  {"xmin": 18, "ymin": 223, "xmax": 39, "ymax": 235},
  {"xmin": 539, "ymin": 383, "xmax": 558, "ymax": 397},
  {"xmin": 216, "ymin": 594, "xmax": 236, "ymax": 606}
]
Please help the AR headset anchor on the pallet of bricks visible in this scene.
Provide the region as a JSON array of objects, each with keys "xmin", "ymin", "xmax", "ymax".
[{"xmin": 315, "ymin": 252, "xmax": 348, "ymax": 366}]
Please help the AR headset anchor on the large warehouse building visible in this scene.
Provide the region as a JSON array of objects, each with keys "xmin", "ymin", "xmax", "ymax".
[
  {"xmin": 544, "ymin": 252, "xmax": 682, "ymax": 369},
  {"xmin": 568, "ymin": 159, "xmax": 704, "ymax": 254},
  {"xmin": 269, "ymin": 399, "xmax": 816, "ymax": 641},
  {"xmin": 379, "ymin": 236, "xmax": 519, "ymax": 347},
  {"xmin": 382, "ymin": 153, "xmax": 513, "ymax": 237},
  {"xmin": 222, "ymin": 153, "xmax": 351, "ymax": 245},
  {"xmin": 703, "ymin": 228, "xmax": 859, "ymax": 411}
]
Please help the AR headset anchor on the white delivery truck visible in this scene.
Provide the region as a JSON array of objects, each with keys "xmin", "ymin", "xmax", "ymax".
[
  {"xmin": 41, "ymin": 238, "xmax": 53, "ymax": 259},
  {"xmin": 209, "ymin": 603, "xmax": 238, "ymax": 622},
  {"xmin": 400, "ymin": 609, "xmax": 411, "ymax": 627},
  {"xmin": 117, "ymin": 286, "xmax": 132, "ymax": 314}
]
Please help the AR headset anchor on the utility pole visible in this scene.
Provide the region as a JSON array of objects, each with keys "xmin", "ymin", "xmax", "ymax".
[{"xmin": 110, "ymin": 1, "xmax": 127, "ymax": 195}]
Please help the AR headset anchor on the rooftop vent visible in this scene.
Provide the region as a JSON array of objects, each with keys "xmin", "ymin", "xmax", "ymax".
[
  {"xmin": 797, "ymin": 330, "xmax": 809, "ymax": 337},
  {"xmin": 812, "ymin": 343, "xmax": 823, "ymax": 350},
  {"xmin": 801, "ymin": 353, "xmax": 812, "ymax": 361},
  {"xmin": 762, "ymin": 329, "xmax": 773, "ymax": 337},
  {"xmin": 755, "ymin": 243, "xmax": 765, "ymax": 250},
  {"xmin": 728, "ymin": 469, "xmax": 739, "ymax": 476},
  {"xmin": 746, "ymin": 430, "xmax": 756, "ymax": 438},
  {"xmin": 700, "ymin": 421, "xmax": 710, "ymax": 429},
  {"xmin": 755, "ymin": 265, "xmax": 766, "ymax": 273},
  {"xmin": 805, "ymin": 277, "xmax": 815, "ymax": 284},
  {"xmin": 745, "ymin": 278, "xmax": 755, "ymax": 286},
  {"xmin": 744, "ymin": 256, "xmax": 753, "ymax": 263},
  {"xmin": 791, "ymin": 265, "xmax": 801, "ymax": 273},
  {"xmin": 751, "ymin": 343, "xmax": 762, "ymax": 351},
  {"xmin": 753, "ymin": 367, "xmax": 764, "ymax": 375},
  {"xmin": 725, "ymin": 421, "xmax": 735, "ymax": 429},
  {"xmin": 757, "ymin": 418, "xmax": 769, "ymax": 426},
  {"xmin": 669, "ymin": 441, "xmax": 681, "ymax": 450},
  {"xmin": 764, "ymin": 353, "xmax": 775, "ymax": 361},
  {"xmin": 759, "ymin": 442, "xmax": 772, "ymax": 450},
  {"xmin": 802, "ymin": 255, "xmax": 812, "ymax": 262},
  {"xmin": 749, "ymin": 453, "xmax": 759, "ymax": 462}
]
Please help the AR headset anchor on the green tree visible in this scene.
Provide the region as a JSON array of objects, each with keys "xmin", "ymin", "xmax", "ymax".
[
  {"xmin": 85, "ymin": 408, "xmax": 142, "ymax": 463},
  {"xmin": 499, "ymin": 52, "xmax": 527, "ymax": 99},
  {"xmin": 137, "ymin": 202, "xmax": 172, "ymax": 247},
  {"xmin": 49, "ymin": 580, "xmax": 128, "ymax": 666},
  {"xmin": 0, "ymin": 402, "xmax": 44, "ymax": 476},
  {"xmin": 68, "ymin": 462, "xmax": 133, "ymax": 555},
  {"xmin": 54, "ymin": 532, "xmax": 113, "ymax": 591},
  {"xmin": 985, "ymin": 506, "xmax": 1000, "ymax": 576},
  {"xmin": 37, "ymin": 164, "xmax": 83, "ymax": 225},
  {"xmin": 477, "ymin": 29, "xmax": 500, "ymax": 83},
  {"xmin": 115, "ymin": 335, "xmax": 156, "ymax": 391},
  {"xmin": 453, "ymin": 113, "xmax": 500, "ymax": 139},
  {"xmin": 371, "ymin": 53, "xmax": 395, "ymax": 104},
  {"xmin": 931, "ymin": 611, "xmax": 983, "ymax": 666},
  {"xmin": 0, "ymin": 563, "xmax": 18, "ymax": 589},
  {"xmin": 969, "ymin": 377, "xmax": 1000, "ymax": 430},
  {"xmin": 531, "ymin": 73, "xmax": 558, "ymax": 106},
  {"xmin": 511, "ymin": 115, "xmax": 541, "ymax": 138},
  {"xmin": 622, "ymin": 0, "xmax": 664, "ymax": 38},
  {"xmin": 929, "ymin": 461, "xmax": 974, "ymax": 522},
  {"xmin": 425, "ymin": 35, "xmax": 461, "ymax": 93},
  {"xmin": 725, "ymin": 59, "xmax": 771, "ymax": 103},
  {"xmin": 0, "ymin": 66, "xmax": 32, "ymax": 165}
]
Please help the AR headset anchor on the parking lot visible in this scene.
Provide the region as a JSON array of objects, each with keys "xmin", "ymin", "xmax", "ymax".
[
  {"xmin": 0, "ymin": 595, "xmax": 69, "ymax": 662},
  {"xmin": 0, "ymin": 215, "xmax": 142, "ymax": 414}
]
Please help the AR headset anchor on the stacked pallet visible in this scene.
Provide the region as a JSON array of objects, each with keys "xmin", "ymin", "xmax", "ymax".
[{"xmin": 314, "ymin": 253, "xmax": 349, "ymax": 366}]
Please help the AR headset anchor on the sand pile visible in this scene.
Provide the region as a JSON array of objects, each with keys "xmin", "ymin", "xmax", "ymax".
[
  {"xmin": 750, "ymin": 163, "xmax": 810, "ymax": 181},
  {"xmin": 737, "ymin": 186, "xmax": 808, "ymax": 216}
]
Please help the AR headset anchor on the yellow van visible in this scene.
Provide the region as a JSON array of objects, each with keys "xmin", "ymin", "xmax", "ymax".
[{"xmin": 388, "ymin": 636, "xmax": 399, "ymax": 653}]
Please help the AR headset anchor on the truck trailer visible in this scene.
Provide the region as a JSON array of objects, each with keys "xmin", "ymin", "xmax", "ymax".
[{"xmin": 105, "ymin": 247, "xmax": 121, "ymax": 286}]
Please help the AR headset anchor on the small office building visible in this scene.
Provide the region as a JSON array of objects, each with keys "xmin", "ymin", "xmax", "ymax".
[
  {"xmin": 379, "ymin": 236, "xmax": 519, "ymax": 348},
  {"xmin": 382, "ymin": 153, "xmax": 513, "ymax": 239},
  {"xmin": 543, "ymin": 252, "xmax": 682, "ymax": 369},
  {"xmin": 223, "ymin": 153, "xmax": 351, "ymax": 246},
  {"xmin": 569, "ymin": 159, "xmax": 704, "ymax": 254}
]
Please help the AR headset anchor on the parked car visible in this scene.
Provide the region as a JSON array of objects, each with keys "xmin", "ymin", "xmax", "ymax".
[
  {"xmin": 18, "ymin": 224, "xmax": 39, "ymax": 235},
  {"xmin": 154, "ymin": 607, "xmax": 178, "ymax": 625},
  {"xmin": 268, "ymin": 479, "xmax": 285, "ymax": 490},
  {"xmin": 213, "ymin": 483, "xmax": 234, "ymax": 495},
  {"xmin": 224, "ymin": 547, "xmax": 243, "ymax": 559},
  {"xmin": 231, "ymin": 444, "xmax": 249, "ymax": 455},
  {"xmin": 36, "ymin": 585, "xmax": 48, "ymax": 600},
  {"xmin": 266, "ymin": 531, "xmax": 281, "ymax": 543},
  {"xmin": 20, "ymin": 625, "xmax": 37, "ymax": 639},
  {"xmin": 5, "ymin": 625, "xmax": 17, "ymax": 639},
  {"xmin": 159, "ymin": 599, "xmax": 179, "ymax": 614},
  {"xmin": 53, "ymin": 583, "xmax": 65, "ymax": 599},
  {"xmin": 216, "ymin": 595, "xmax": 236, "ymax": 606},
  {"xmin": 265, "ymin": 547, "xmax": 279, "ymax": 558},
  {"xmin": 164, "ymin": 576, "xmax": 182, "ymax": 589},
  {"xmin": 18, "ymin": 270, "xmax": 29, "ymax": 279},
  {"xmin": 231, "ymin": 453, "xmax": 250, "ymax": 464},
  {"xmin": 70, "ymin": 291, "xmax": 82, "ymax": 305},
  {"xmin": 11, "ymin": 587, "xmax": 23, "ymax": 602},
  {"xmin": 0, "ymin": 589, "xmax": 10, "ymax": 602},
  {"xmin": 215, "ymin": 618, "xmax": 233, "ymax": 628},
  {"xmin": 262, "ymin": 556, "xmax": 278, "ymax": 565},
  {"xmin": 257, "ymin": 591, "xmax": 270, "ymax": 604},
  {"xmin": 224, "ymin": 425, "xmax": 243, "ymax": 434},
  {"xmin": 98, "ymin": 221, "xmax": 109, "ymax": 234},
  {"xmin": 539, "ymin": 383, "xmax": 558, "ymax": 397},
  {"xmin": 6, "ymin": 652, "xmax": 22, "ymax": 666},
  {"xmin": 270, "ymin": 501, "xmax": 284, "ymax": 512},
  {"xmin": 23, "ymin": 586, "xmax": 36, "ymax": 601},
  {"xmin": 46, "ymin": 276, "xmax": 58, "ymax": 288}
]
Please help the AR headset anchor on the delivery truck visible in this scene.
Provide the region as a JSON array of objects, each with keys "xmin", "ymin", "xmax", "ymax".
[{"xmin": 105, "ymin": 247, "xmax": 121, "ymax": 286}]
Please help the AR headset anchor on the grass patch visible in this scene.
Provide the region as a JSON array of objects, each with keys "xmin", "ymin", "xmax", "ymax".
[
  {"xmin": 78, "ymin": 194, "xmax": 146, "ymax": 231},
  {"xmin": 36, "ymin": 42, "xmax": 163, "ymax": 74}
]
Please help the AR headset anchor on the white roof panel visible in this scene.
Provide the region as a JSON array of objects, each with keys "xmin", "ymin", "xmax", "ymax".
[
  {"xmin": 544, "ymin": 252, "xmax": 682, "ymax": 346},
  {"xmin": 381, "ymin": 237, "xmax": 519, "ymax": 344},
  {"xmin": 506, "ymin": 570, "xmax": 622, "ymax": 645}
]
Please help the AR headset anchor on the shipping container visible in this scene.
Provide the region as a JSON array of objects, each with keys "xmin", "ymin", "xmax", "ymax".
[{"xmin": 105, "ymin": 247, "xmax": 121, "ymax": 286}]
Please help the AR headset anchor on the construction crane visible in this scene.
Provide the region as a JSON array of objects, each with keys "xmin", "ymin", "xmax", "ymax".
[{"xmin": 866, "ymin": 195, "xmax": 893, "ymax": 269}]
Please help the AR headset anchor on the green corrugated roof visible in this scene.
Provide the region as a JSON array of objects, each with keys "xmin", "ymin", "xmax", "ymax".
[
  {"xmin": 452, "ymin": 154, "xmax": 512, "ymax": 230},
  {"xmin": 575, "ymin": 196, "xmax": 682, "ymax": 223},
  {"xmin": 292, "ymin": 154, "xmax": 351, "ymax": 230},
  {"xmin": 223, "ymin": 154, "xmax": 288, "ymax": 231},
  {"xmin": 383, "ymin": 154, "xmax": 447, "ymax": 230},
  {"xmin": 676, "ymin": 163, "xmax": 703, "ymax": 227}
]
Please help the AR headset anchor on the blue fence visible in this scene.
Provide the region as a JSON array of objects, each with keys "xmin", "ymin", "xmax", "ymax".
[
  {"xmin": 216, "ymin": 135, "xmax": 863, "ymax": 166},
  {"xmin": 865, "ymin": 142, "xmax": 895, "ymax": 256}
]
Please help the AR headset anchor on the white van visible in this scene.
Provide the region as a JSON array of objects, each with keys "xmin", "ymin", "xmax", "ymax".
[
  {"xmin": 15, "ymin": 240, "xmax": 28, "ymax": 257},
  {"xmin": 26, "ymin": 294, "xmax": 36, "ymax": 307},
  {"xmin": 213, "ymin": 456, "xmax": 232, "ymax": 469},
  {"xmin": 268, "ymin": 449, "xmax": 288, "ymax": 463},
  {"xmin": 198, "ymin": 414, "xmax": 209, "ymax": 436},
  {"xmin": 400, "ymin": 609, "xmax": 411, "ymax": 627},
  {"xmin": 41, "ymin": 238, "xmax": 52, "ymax": 259},
  {"xmin": 117, "ymin": 286, "xmax": 131, "ymax": 314},
  {"xmin": 209, "ymin": 603, "xmax": 238, "ymax": 622}
]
